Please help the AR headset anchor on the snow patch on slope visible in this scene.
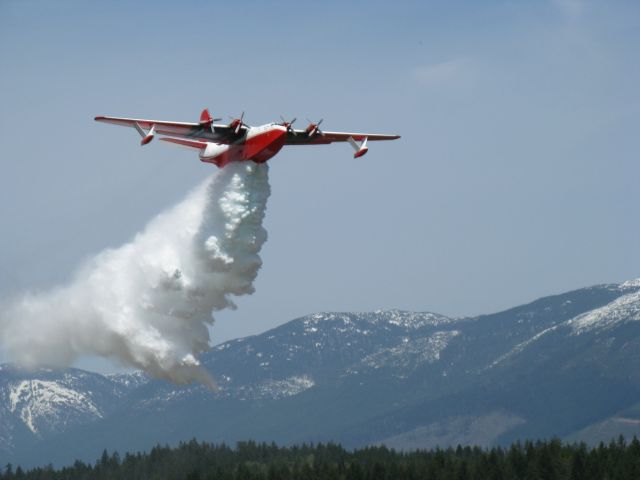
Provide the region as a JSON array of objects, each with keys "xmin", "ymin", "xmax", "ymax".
[
  {"xmin": 302, "ymin": 310, "xmax": 454, "ymax": 331},
  {"xmin": 490, "ymin": 282, "xmax": 640, "ymax": 367},
  {"xmin": 568, "ymin": 290, "xmax": 640, "ymax": 334},
  {"xmin": 106, "ymin": 370, "xmax": 149, "ymax": 390},
  {"xmin": 142, "ymin": 374, "xmax": 316, "ymax": 407},
  {"xmin": 378, "ymin": 310, "xmax": 455, "ymax": 329},
  {"xmin": 8, "ymin": 380, "xmax": 103, "ymax": 435},
  {"xmin": 490, "ymin": 325, "xmax": 560, "ymax": 368},
  {"xmin": 239, "ymin": 375, "xmax": 315, "ymax": 400},
  {"xmin": 350, "ymin": 331, "xmax": 460, "ymax": 374},
  {"xmin": 620, "ymin": 278, "xmax": 640, "ymax": 289}
]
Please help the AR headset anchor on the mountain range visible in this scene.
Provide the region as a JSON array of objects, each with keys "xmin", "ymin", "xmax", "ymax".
[{"xmin": 1, "ymin": 279, "xmax": 640, "ymax": 468}]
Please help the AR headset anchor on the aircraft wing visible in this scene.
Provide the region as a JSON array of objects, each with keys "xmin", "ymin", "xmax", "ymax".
[
  {"xmin": 284, "ymin": 130, "xmax": 400, "ymax": 145},
  {"xmin": 94, "ymin": 115, "xmax": 237, "ymax": 143}
]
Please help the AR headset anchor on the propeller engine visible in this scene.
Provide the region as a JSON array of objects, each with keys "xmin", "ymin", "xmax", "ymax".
[
  {"xmin": 305, "ymin": 118, "xmax": 324, "ymax": 137},
  {"xmin": 229, "ymin": 112, "xmax": 247, "ymax": 135},
  {"xmin": 279, "ymin": 116, "xmax": 297, "ymax": 135}
]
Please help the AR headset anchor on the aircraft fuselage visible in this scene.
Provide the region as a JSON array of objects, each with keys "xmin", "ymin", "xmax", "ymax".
[{"xmin": 200, "ymin": 124, "xmax": 288, "ymax": 168}]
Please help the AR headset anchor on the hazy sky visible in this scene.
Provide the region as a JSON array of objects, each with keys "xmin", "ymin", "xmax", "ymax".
[{"xmin": 1, "ymin": 0, "xmax": 638, "ymax": 370}]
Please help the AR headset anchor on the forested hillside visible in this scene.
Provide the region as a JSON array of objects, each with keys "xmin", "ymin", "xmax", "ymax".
[{"xmin": 2, "ymin": 437, "xmax": 640, "ymax": 480}]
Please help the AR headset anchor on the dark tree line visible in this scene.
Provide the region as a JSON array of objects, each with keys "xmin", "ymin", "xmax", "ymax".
[{"xmin": 3, "ymin": 436, "xmax": 640, "ymax": 480}]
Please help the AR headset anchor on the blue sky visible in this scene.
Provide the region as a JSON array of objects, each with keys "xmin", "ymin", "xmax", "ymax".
[{"xmin": 1, "ymin": 0, "xmax": 638, "ymax": 369}]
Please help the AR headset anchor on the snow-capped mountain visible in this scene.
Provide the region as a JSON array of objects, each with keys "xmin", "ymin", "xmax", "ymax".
[
  {"xmin": 0, "ymin": 367, "xmax": 130, "ymax": 458},
  {"xmin": 2, "ymin": 279, "xmax": 640, "ymax": 467}
]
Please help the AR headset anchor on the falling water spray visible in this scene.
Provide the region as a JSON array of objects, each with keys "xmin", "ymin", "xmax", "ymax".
[{"xmin": 0, "ymin": 162, "xmax": 270, "ymax": 387}]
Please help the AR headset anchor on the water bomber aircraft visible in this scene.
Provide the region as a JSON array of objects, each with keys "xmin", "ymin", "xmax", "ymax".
[{"xmin": 95, "ymin": 109, "xmax": 400, "ymax": 167}]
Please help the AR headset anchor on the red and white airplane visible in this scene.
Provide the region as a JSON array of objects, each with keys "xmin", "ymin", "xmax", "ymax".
[{"xmin": 95, "ymin": 109, "xmax": 400, "ymax": 168}]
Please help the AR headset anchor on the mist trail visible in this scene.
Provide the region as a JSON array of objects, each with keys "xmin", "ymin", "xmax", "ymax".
[{"xmin": 0, "ymin": 162, "xmax": 270, "ymax": 387}]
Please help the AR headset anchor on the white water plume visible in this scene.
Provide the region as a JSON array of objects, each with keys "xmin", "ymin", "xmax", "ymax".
[{"xmin": 0, "ymin": 162, "xmax": 270, "ymax": 387}]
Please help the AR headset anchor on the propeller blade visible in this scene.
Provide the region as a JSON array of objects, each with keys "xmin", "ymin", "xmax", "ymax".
[
  {"xmin": 229, "ymin": 112, "xmax": 246, "ymax": 135},
  {"xmin": 279, "ymin": 116, "xmax": 297, "ymax": 135}
]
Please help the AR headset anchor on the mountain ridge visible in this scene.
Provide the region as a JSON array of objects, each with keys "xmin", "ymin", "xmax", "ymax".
[{"xmin": 1, "ymin": 279, "xmax": 639, "ymax": 467}]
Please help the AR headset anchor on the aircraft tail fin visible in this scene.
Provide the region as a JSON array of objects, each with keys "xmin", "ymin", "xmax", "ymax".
[{"xmin": 199, "ymin": 108, "xmax": 221, "ymax": 126}]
